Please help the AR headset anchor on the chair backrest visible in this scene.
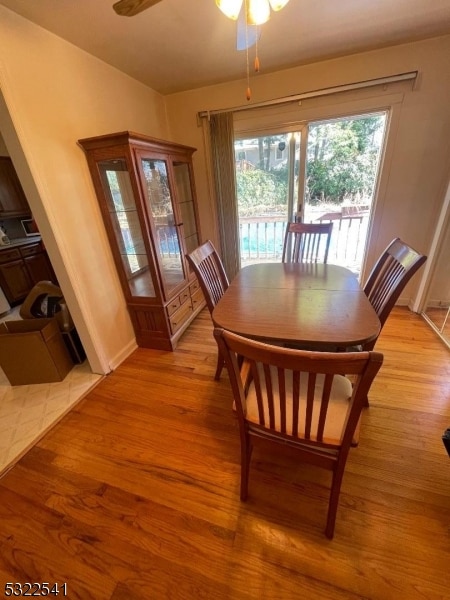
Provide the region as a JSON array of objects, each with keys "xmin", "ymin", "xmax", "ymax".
[
  {"xmin": 363, "ymin": 237, "xmax": 427, "ymax": 341},
  {"xmin": 214, "ymin": 327, "xmax": 383, "ymax": 449},
  {"xmin": 186, "ymin": 240, "xmax": 229, "ymax": 315},
  {"xmin": 282, "ymin": 222, "xmax": 333, "ymax": 263}
]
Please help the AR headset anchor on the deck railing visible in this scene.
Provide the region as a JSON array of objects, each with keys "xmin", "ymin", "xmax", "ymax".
[{"xmin": 239, "ymin": 209, "xmax": 370, "ymax": 275}]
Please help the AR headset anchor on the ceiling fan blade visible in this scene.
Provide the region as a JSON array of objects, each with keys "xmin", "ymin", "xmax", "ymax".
[
  {"xmin": 113, "ymin": 0, "xmax": 163, "ymax": 17},
  {"xmin": 236, "ymin": 7, "xmax": 261, "ymax": 51}
]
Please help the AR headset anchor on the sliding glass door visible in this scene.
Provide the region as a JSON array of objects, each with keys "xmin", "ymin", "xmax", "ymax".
[
  {"xmin": 300, "ymin": 113, "xmax": 387, "ymax": 273},
  {"xmin": 234, "ymin": 111, "xmax": 388, "ymax": 274},
  {"xmin": 234, "ymin": 132, "xmax": 299, "ymax": 264}
]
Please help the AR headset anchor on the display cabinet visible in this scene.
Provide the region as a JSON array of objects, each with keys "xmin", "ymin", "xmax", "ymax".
[{"xmin": 78, "ymin": 131, "xmax": 205, "ymax": 350}]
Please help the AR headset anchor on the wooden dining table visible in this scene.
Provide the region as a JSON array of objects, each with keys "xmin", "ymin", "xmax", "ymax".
[{"xmin": 212, "ymin": 263, "xmax": 381, "ymax": 348}]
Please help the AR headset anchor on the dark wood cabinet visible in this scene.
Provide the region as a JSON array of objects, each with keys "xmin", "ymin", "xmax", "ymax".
[
  {"xmin": 22, "ymin": 242, "xmax": 57, "ymax": 286},
  {"xmin": 0, "ymin": 248, "xmax": 31, "ymax": 303},
  {"xmin": 0, "ymin": 241, "xmax": 56, "ymax": 304},
  {"xmin": 79, "ymin": 131, "xmax": 205, "ymax": 350},
  {"xmin": 0, "ymin": 157, "xmax": 31, "ymax": 218}
]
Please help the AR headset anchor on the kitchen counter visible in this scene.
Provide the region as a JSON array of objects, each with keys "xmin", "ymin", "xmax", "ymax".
[{"xmin": 0, "ymin": 236, "xmax": 41, "ymax": 249}]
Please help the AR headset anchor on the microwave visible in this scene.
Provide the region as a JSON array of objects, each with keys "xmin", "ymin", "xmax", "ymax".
[{"xmin": 21, "ymin": 218, "xmax": 39, "ymax": 237}]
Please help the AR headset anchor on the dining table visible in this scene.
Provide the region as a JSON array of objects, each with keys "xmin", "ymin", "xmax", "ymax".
[{"xmin": 212, "ymin": 262, "xmax": 381, "ymax": 349}]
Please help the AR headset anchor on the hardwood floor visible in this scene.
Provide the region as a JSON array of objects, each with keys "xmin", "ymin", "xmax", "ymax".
[{"xmin": 0, "ymin": 307, "xmax": 449, "ymax": 599}]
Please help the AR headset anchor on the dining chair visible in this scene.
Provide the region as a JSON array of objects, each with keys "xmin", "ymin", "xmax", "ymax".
[
  {"xmin": 214, "ymin": 327, "xmax": 383, "ymax": 538},
  {"xmin": 360, "ymin": 237, "xmax": 427, "ymax": 351},
  {"xmin": 186, "ymin": 240, "xmax": 229, "ymax": 380},
  {"xmin": 282, "ymin": 222, "xmax": 333, "ymax": 264}
]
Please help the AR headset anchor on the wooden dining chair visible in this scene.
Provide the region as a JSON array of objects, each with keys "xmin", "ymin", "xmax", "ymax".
[
  {"xmin": 282, "ymin": 222, "xmax": 333, "ymax": 264},
  {"xmin": 186, "ymin": 240, "xmax": 229, "ymax": 380},
  {"xmin": 214, "ymin": 327, "xmax": 383, "ymax": 538},
  {"xmin": 360, "ymin": 237, "xmax": 427, "ymax": 351}
]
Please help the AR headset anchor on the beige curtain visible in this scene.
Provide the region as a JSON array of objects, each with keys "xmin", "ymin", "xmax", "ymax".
[{"xmin": 208, "ymin": 112, "xmax": 241, "ymax": 280}]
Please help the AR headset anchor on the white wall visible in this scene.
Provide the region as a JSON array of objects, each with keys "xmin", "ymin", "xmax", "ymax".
[
  {"xmin": 0, "ymin": 6, "xmax": 170, "ymax": 373},
  {"xmin": 165, "ymin": 35, "xmax": 450, "ymax": 300}
]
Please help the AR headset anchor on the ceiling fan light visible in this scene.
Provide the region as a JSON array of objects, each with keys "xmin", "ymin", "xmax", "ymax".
[
  {"xmin": 216, "ymin": 0, "xmax": 244, "ymax": 20},
  {"xmin": 268, "ymin": 0, "xmax": 290, "ymax": 11},
  {"xmin": 247, "ymin": 0, "xmax": 270, "ymax": 25}
]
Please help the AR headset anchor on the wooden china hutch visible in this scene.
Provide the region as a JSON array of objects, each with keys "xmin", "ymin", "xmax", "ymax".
[{"xmin": 78, "ymin": 131, "xmax": 205, "ymax": 350}]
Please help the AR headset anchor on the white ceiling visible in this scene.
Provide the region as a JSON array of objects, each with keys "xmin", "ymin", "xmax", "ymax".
[{"xmin": 1, "ymin": 0, "xmax": 450, "ymax": 95}]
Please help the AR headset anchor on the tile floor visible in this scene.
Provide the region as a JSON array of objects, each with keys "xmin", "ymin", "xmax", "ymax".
[{"xmin": 0, "ymin": 306, "xmax": 103, "ymax": 475}]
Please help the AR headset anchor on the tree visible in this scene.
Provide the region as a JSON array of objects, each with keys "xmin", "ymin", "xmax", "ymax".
[
  {"xmin": 306, "ymin": 115, "xmax": 384, "ymax": 205},
  {"xmin": 236, "ymin": 168, "xmax": 288, "ymax": 215}
]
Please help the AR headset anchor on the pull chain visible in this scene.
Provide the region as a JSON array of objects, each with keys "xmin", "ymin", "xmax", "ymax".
[
  {"xmin": 245, "ymin": 0, "xmax": 251, "ymax": 100},
  {"xmin": 254, "ymin": 25, "xmax": 260, "ymax": 73}
]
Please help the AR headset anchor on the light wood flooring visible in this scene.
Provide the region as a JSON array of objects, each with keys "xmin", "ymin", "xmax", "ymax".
[{"xmin": 0, "ymin": 307, "xmax": 449, "ymax": 599}]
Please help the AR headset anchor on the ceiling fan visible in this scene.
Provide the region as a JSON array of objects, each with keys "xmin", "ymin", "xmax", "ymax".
[
  {"xmin": 113, "ymin": 0, "xmax": 163, "ymax": 17},
  {"xmin": 112, "ymin": 0, "xmax": 288, "ymax": 99},
  {"xmin": 112, "ymin": 0, "xmax": 260, "ymax": 51}
]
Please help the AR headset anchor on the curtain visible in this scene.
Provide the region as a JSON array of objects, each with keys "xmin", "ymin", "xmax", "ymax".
[{"xmin": 208, "ymin": 112, "xmax": 241, "ymax": 280}]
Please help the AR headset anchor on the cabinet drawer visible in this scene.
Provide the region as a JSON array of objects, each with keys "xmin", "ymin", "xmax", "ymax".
[
  {"xmin": 189, "ymin": 279, "xmax": 200, "ymax": 294},
  {"xmin": 191, "ymin": 287, "xmax": 205, "ymax": 311},
  {"xmin": 166, "ymin": 296, "xmax": 181, "ymax": 316},
  {"xmin": 167, "ymin": 288, "xmax": 191, "ymax": 316},
  {"xmin": 169, "ymin": 298, "xmax": 193, "ymax": 335},
  {"xmin": 0, "ymin": 248, "xmax": 21, "ymax": 264},
  {"xmin": 179, "ymin": 288, "xmax": 190, "ymax": 306},
  {"xmin": 20, "ymin": 243, "xmax": 43, "ymax": 257}
]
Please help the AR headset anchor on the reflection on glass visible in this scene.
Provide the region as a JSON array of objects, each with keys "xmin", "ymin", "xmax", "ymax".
[
  {"xmin": 98, "ymin": 159, "xmax": 155, "ymax": 297},
  {"xmin": 141, "ymin": 159, "xmax": 185, "ymax": 294},
  {"xmin": 174, "ymin": 162, "xmax": 199, "ymax": 255}
]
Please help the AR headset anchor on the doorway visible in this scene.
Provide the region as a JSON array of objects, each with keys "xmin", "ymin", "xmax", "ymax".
[
  {"xmin": 234, "ymin": 111, "xmax": 388, "ymax": 274},
  {"xmin": 0, "ymin": 101, "xmax": 103, "ymax": 476}
]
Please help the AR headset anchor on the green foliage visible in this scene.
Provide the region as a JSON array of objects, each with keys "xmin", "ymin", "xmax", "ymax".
[
  {"xmin": 235, "ymin": 115, "xmax": 385, "ymax": 213},
  {"xmin": 236, "ymin": 169, "xmax": 288, "ymax": 215},
  {"xmin": 306, "ymin": 115, "xmax": 384, "ymax": 205}
]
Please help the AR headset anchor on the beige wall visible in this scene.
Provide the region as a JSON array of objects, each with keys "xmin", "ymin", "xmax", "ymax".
[
  {"xmin": 165, "ymin": 35, "xmax": 450, "ymax": 292},
  {"xmin": 0, "ymin": 6, "xmax": 169, "ymax": 373}
]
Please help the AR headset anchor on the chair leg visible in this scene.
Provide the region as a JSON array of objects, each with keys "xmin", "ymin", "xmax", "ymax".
[
  {"xmin": 325, "ymin": 465, "xmax": 346, "ymax": 539},
  {"xmin": 240, "ymin": 435, "xmax": 252, "ymax": 501},
  {"xmin": 214, "ymin": 352, "xmax": 225, "ymax": 380}
]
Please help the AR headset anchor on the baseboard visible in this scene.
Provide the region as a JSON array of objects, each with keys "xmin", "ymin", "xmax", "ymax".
[{"xmin": 108, "ymin": 338, "xmax": 138, "ymax": 371}]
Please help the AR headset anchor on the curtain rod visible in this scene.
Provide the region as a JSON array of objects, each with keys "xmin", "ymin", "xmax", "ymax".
[{"xmin": 198, "ymin": 71, "xmax": 418, "ymax": 120}]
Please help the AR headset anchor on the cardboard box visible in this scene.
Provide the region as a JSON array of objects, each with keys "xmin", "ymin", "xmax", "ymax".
[{"xmin": 0, "ymin": 318, "xmax": 73, "ymax": 385}]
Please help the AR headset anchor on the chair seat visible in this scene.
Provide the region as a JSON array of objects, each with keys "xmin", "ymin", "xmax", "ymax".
[{"xmin": 245, "ymin": 367, "xmax": 359, "ymax": 446}]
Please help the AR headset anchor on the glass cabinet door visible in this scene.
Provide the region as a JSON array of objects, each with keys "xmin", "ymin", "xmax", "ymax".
[
  {"xmin": 173, "ymin": 161, "xmax": 200, "ymax": 255},
  {"xmin": 140, "ymin": 158, "xmax": 186, "ymax": 295},
  {"xmin": 98, "ymin": 159, "xmax": 156, "ymax": 298}
]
